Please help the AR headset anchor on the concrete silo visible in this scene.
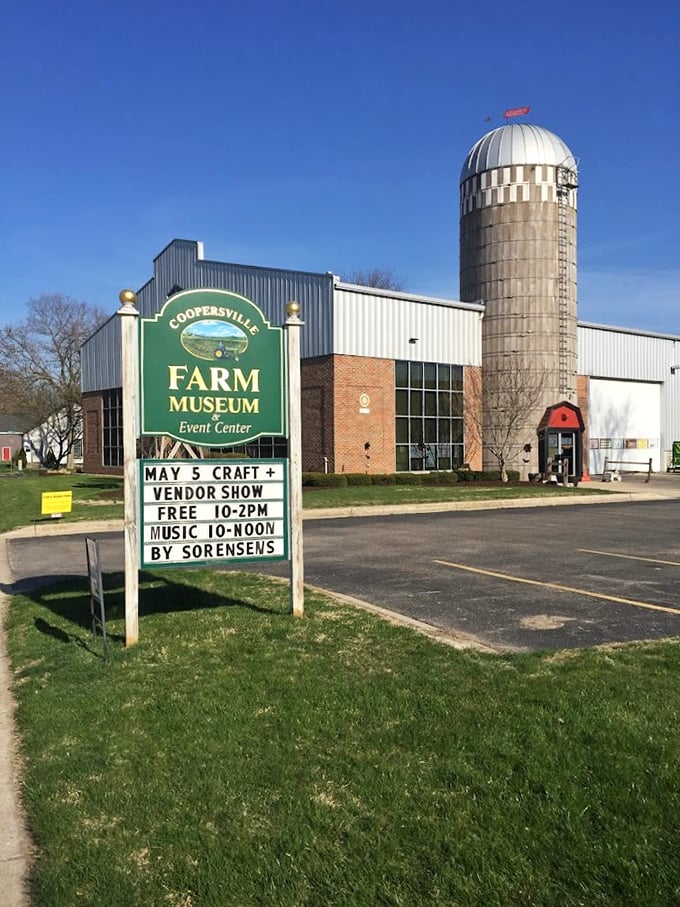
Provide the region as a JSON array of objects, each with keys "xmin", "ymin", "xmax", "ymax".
[{"xmin": 459, "ymin": 123, "xmax": 578, "ymax": 477}]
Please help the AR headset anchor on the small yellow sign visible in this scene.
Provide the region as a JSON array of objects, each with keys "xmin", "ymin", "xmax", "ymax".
[{"xmin": 41, "ymin": 491, "xmax": 73, "ymax": 516}]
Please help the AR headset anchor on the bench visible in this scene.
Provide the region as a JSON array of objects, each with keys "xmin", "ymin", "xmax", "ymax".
[{"xmin": 602, "ymin": 457, "xmax": 652, "ymax": 483}]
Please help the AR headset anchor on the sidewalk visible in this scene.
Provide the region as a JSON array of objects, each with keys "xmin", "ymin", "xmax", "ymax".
[{"xmin": 1, "ymin": 471, "xmax": 678, "ymax": 903}]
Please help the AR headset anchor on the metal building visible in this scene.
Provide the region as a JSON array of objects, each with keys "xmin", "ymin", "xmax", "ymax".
[
  {"xmin": 459, "ymin": 123, "xmax": 579, "ymax": 474},
  {"xmin": 80, "ymin": 122, "xmax": 680, "ymax": 479},
  {"xmin": 81, "ymin": 240, "xmax": 483, "ymax": 476},
  {"xmin": 578, "ymin": 322, "xmax": 680, "ymax": 474}
]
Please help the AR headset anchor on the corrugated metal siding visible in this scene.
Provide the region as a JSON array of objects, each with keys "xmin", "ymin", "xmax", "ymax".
[
  {"xmin": 182, "ymin": 263, "xmax": 333, "ymax": 360},
  {"xmin": 81, "ymin": 314, "xmax": 122, "ymax": 392},
  {"xmin": 663, "ymin": 379, "xmax": 680, "ymax": 466},
  {"xmin": 579, "ymin": 322, "xmax": 680, "ymax": 468},
  {"xmin": 144, "ymin": 241, "xmax": 333, "ymax": 358},
  {"xmin": 333, "ymin": 287, "xmax": 483, "ymax": 364},
  {"xmin": 82, "ymin": 240, "xmax": 334, "ymax": 392},
  {"xmin": 578, "ymin": 323, "xmax": 680, "ymax": 380}
]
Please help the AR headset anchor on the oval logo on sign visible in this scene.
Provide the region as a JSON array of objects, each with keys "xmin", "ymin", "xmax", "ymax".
[{"xmin": 180, "ymin": 320, "xmax": 249, "ymax": 362}]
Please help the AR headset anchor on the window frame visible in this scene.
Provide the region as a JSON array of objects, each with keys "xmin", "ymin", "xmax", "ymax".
[{"xmin": 395, "ymin": 361, "xmax": 464, "ymax": 471}]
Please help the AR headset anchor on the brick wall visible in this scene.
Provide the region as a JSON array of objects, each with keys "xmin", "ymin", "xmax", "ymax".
[
  {"xmin": 332, "ymin": 355, "xmax": 395, "ymax": 475},
  {"xmin": 577, "ymin": 373, "xmax": 590, "ymax": 475},
  {"xmin": 300, "ymin": 355, "xmax": 396, "ymax": 474},
  {"xmin": 81, "ymin": 392, "xmax": 102, "ymax": 474},
  {"xmin": 301, "ymin": 356, "xmax": 334, "ymax": 472},
  {"xmin": 82, "ymin": 355, "xmax": 481, "ymax": 479},
  {"xmin": 81, "ymin": 391, "xmax": 123, "ymax": 476}
]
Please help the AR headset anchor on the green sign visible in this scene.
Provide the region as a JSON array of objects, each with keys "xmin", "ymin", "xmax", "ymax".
[{"xmin": 140, "ymin": 288, "xmax": 285, "ymax": 447}]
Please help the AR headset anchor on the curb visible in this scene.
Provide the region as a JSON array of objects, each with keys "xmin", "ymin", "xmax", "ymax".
[
  {"xmin": 1, "ymin": 487, "xmax": 675, "ymax": 539},
  {"xmin": 301, "ymin": 489, "xmax": 673, "ymax": 520},
  {"xmin": 3, "ymin": 519, "xmax": 124, "ymax": 540}
]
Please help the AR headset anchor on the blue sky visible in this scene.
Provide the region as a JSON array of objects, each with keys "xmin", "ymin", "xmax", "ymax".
[{"xmin": 2, "ymin": 0, "xmax": 678, "ymax": 334}]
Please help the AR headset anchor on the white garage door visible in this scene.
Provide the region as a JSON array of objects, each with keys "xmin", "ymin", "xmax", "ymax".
[{"xmin": 588, "ymin": 379, "xmax": 661, "ymax": 474}]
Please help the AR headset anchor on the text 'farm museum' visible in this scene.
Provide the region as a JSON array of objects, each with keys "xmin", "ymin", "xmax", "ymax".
[{"xmin": 81, "ymin": 122, "xmax": 680, "ymax": 479}]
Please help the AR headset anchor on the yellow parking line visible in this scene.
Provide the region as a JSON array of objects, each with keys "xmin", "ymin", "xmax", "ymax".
[
  {"xmin": 578, "ymin": 548, "xmax": 680, "ymax": 567},
  {"xmin": 433, "ymin": 560, "xmax": 680, "ymax": 616}
]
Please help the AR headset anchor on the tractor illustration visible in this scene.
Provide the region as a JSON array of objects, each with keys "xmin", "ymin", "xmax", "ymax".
[{"xmin": 214, "ymin": 341, "xmax": 239, "ymax": 362}]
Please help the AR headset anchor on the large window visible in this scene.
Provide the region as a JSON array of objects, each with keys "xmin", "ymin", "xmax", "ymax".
[
  {"xmin": 395, "ymin": 361, "xmax": 464, "ymax": 471},
  {"xmin": 209, "ymin": 437, "xmax": 288, "ymax": 459},
  {"xmin": 245, "ymin": 436, "xmax": 288, "ymax": 459},
  {"xmin": 103, "ymin": 389, "xmax": 123, "ymax": 467}
]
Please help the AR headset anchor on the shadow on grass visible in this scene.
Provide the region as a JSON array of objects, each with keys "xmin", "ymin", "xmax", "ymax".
[
  {"xmin": 57, "ymin": 478, "xmax": 123, "ymax": 491},
  {"xmin": 34, "ymin": 616, "xmax": 108, "ymax": 659},
  {"xmin": 73, "ymin": 480, "xmax": 124, "ymax": 499},
  {"xmin": 21, "ymin": 570, "xmax": 285, "ymax": 651}
]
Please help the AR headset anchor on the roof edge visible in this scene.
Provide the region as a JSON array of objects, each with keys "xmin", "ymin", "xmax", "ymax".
[
  {"xmin": 334, "ymin": 281, "xmax": 485, "ymax": 311},
  {"xmin": 578, "ymin": 320, "xmax": 680, "ymax": 343}
]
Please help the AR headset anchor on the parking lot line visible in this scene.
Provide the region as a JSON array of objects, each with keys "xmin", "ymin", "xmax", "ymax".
[
  {"xmin": 578, "ymin": 548, "xmax": 680, "ymax": 567},
  {"xmin": 433, "ymin": 560, "xmax": 680, "ymax": 616}
]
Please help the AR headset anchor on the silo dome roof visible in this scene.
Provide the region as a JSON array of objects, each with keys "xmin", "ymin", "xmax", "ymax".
[{"xmin": 460, "ymin": 123, "xmax": 576, "ymax": 182}]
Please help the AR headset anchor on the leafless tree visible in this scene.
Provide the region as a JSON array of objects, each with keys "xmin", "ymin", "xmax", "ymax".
[
  {"xmin": 342, "ymin": 268, "xmax": 406, "ymax": 291},
  {"xmin": 0, "ymin": 294, "xmax": 107, "ymax": 468},
  {"xmin": 466, "ymin": 360, "xmax": 549, "ymax": 482}
]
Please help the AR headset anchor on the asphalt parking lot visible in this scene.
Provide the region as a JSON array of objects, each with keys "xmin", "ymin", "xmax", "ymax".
[{"xmin": 6, "ymin": 496, "xmax": 680, "ymax": 652}]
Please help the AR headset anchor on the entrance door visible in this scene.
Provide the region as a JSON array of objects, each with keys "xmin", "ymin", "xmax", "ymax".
[{"xmin": 547, "ymin": 430, "xmax": 576, "ymax": 475}]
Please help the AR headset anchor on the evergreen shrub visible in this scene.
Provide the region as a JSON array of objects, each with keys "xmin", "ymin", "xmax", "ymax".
[
  {"xmin": 302, "ymin": 472, "xmax": 348, "ymax": 488},
  {"xmin": 345, "ymin": 473, "xmax": 372, "ymax": 486},
  {"xmin": 12, "ymin": 449, "xmax": 27, "ymax": 469},
  {"xmin": 432, "ymin": 471, "xmax": 458, "ymax": 485},
  {"xmin": 395, "ymin": 473, "xmax": 422, "ymax": 485},
  {"xmin": 371, "ymin": 474, "xmax": 396, "ymax": 486}
]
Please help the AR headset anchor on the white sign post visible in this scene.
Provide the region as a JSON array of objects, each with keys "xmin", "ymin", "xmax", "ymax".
[
  {"xmin": 118, "ymin": 288, "xmax": 303, "ymax": 644},
  {"xmin": 285, "ymin": 301, "xmax": 304, "ymax": 617},
  {"xmin": 118, "ymin": 289, "xmax": 140, "ymax": 646}
]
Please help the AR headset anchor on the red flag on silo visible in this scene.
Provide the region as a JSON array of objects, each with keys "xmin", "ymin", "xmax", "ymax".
[{"xmin": 503, "ymin": 105, "xmax": 531, "ymax": 119}]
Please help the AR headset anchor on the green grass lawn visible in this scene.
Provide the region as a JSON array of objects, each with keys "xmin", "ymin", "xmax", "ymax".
[
  {"xmin": 8, "ymin": 570, "xmax": 680, "ymax": 906},
  {"xmin": 0, "ymin": 470, "xmax": 608, "ymax": 533},
  {"xmin": 0, "ymin": 471, "xmax": 123, "ymax": 533},
  {"xmin": 302, "ymin": 482, "xmax": 607, "ymax": 509}
]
